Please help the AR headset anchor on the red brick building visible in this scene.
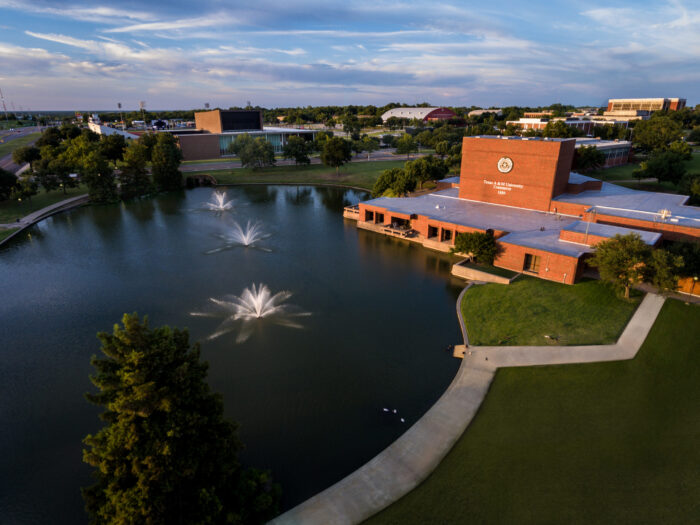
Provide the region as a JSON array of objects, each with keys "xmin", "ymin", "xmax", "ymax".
[{"xmin": 346, "ymin": 136, "xmax": 699, "ymax": 284}]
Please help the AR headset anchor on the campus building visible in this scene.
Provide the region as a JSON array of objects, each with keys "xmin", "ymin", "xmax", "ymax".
[
  {"xmin": 575, "ymin": 138, "xmax": 632, "ymax": 168},
  {"xmin": 344, "ymin": 136, "xmax": 699, "ymax": 285},
  {"xmin": 176, "ymin": 109, "xmax": 316, "ymax": 160},
  {"xmin": 603, "ymin": 97, "xmax": 686, "ymax": 120},
  {"xmin": 381, "ymin": 107, "xmax": 457, "ymax": 122}
]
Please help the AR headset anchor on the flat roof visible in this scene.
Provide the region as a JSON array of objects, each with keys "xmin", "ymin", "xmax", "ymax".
[
  {"xmin": 574, "ymin": 138, "xmax": 631, "ymax": 149},
  {"xmin": 197, "ymin": 127, "xmax": 316, "ymax": 135},
  {"xmin": 365, "ymin": 188, "xmax": 578, "ymax": 234},
  {"xmin": 562, "ymin": 221, "xmax": 662, "ymax": 245},
  {"xmin": 553, "ymin": 182, "xmax": 700, "ymax": 229},
  {"xmin": 470, "ymin": 135, "xmax": 575, "ymax": 143},
  {"xmin": 498, "ymin": 229, "xmax": 591, "ymax": 257}
]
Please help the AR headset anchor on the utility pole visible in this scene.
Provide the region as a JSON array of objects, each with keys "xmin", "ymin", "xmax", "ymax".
[
  {"xmin": 139, "ymin": 100, "xmax": 146, "ymax": 129},
  {"xmin": 118, "ymin": 102, "xmax": 124, "ymax": 131},
  {"xmin": 0, "ymin": 87, "xmax": 9, "ymax": 124}
]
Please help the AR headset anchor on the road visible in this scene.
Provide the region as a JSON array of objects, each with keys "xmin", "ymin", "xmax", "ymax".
[
  {"xmin": 0, "ymin": 126, "xmax": 41, "ymax": 173},
  {"xmin": 180, "ymin": 148, "xmax": 429, "ymax": 172}
]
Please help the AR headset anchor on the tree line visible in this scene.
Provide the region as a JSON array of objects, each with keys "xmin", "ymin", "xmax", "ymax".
[{"xmin": 2, "ymin": 125, "xmax": 183, "ymax": 205}]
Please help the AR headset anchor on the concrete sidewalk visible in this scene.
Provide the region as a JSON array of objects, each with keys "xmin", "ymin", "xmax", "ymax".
[
  {"xmin": 270, "ymin": 289, "xmax": 666, "ymax": 525},
  {"xmin": 0, "ymin": 193, "xmax": 88, "ymax": 246}
]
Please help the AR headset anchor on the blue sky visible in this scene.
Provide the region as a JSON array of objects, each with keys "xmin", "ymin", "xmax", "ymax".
[{"xmin": 0, "ymin": 0, "xmax": 698, "ymax": 110}]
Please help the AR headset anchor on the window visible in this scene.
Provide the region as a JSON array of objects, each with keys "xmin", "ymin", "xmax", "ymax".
[
  {"xmin": 376, "ymin": 213, "xmax": 384, "ymax": 224},
  {"xmin": 524, "ymin": 253, "xmax": 541, "ymax": 273}
]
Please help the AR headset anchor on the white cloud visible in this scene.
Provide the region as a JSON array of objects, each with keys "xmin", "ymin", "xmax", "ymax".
[
  {"xmin": 0, "ymin": 0, "xmax": 154, "ymax": 23},
  {"xmin": 104, "ymin": 13, "xmax": 238, "ymax": 34}
]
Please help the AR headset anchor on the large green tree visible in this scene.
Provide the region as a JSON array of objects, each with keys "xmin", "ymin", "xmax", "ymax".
[
  {"xmin": 282, "ymin": 135, "xmax": 311, "ymax": 165},
  {"xmin": 238, "ymin": 137, "xmax": 276, "ymax": 169},
  {"xmin": 632, "ymin": 116, "xmax": 683, "ymax": 152},
  {"xmin": 81, "ymin": 150, "xmax": 118, "ymax": 202},
  {"xmin": 647, "ymin": 249, "xmax": 684, "ymax": 293},
  {"xmin": 361, "ymin": 135, "xmax": 379, "ymax": 161},
  {"xmin": 0, "ymin": 167, "xmax": 18, "ymax": 201},
  {"xmin": 404, "ymin": 155, "xmax": 449, "ymax": 188},
  {"xmin": 83, "ymin": 313, "xmax": 280, "ymax": 525},
  {"xmin": 320, "ymin": 137, "xmax": 352, "ymax": 174},
  {"xmin": 12, "ymin": 145, "xmax": 41, "ymax": 171},
  {"xmin": 451, "ymin": 230, "xmax": 499, "ymax": 264},
  {"xmin": 371, "ymin": 167, "xmax": 416, "ymax": 197},
  {"xmin": 151, "ymin": 133, "xmax": 183, "ymax": 191},
  {"xmin": 395, "ymin": 134, "xmax": 417, "ymax": 159},
  {"xmin": 118, "ymin": 142, "xmax": 152, "ymax": 199},
  {"xmin": 573, "ymin": 145, "xmax": 605, "ymax": 172},
  {"xmin": 634, "ymin": 150, "xmax": 687, "ymax": 185},
  {"xmin": 588, "ymin": 233, "xmax": 650, "ymax": 299}
]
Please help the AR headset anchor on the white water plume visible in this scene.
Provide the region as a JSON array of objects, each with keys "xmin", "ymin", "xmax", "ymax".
[
  {"xmin": 206, "ymin": 220, "xmax": 272, "ymax": 253},
  {"xmin": 191, "ymin": 283, "xmax": 311, "ymax": 343},
  {"xmin": 203, "ymin": 191, "xmax": 234, "ymax": 213}
]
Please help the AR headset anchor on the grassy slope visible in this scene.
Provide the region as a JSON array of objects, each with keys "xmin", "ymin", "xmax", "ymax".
[
  {"xmin": 462, "ymin": 277, "xmax": 640, "ymax": 346},
  {"xmin": 368, "ymin": 299, "xmax": 700, "ymax": 525},
  {"xmin": 205, "ymin": 160, "xmax": 406, "ymax": 190},
  {"xmin": 0, "ymin": 132, "xmax": 42, "ymax": 159},
  {"xmin": 0, "ymin": 227, "xmax": 18, "ymax": 241},
  {"xmin": 0, "ymin": 185, "xmax": 87, "ymax": 224}
]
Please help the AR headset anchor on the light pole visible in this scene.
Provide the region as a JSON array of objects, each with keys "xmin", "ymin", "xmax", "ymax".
[
  {"xmin": 118, "ymin": 102, "xmax": 124, "ymax": 131},
  {"xmin": 139, "ymin": 100, "xmax": 146, "ymax": 129}
]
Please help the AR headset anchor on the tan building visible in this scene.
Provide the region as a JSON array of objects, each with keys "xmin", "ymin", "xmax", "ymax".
[{"xmin": 603, "ymin": 97, "xmax": 686, "ymax": 120}]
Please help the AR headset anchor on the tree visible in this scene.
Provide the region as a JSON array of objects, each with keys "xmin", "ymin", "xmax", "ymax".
[
  {"xmin": 371, "ymin": 167, "xmax": 416, "ymax": 197},
  {"xmin": 81, "ymin": 150, "xmax": 118, "ymax": 203},
  {"xmin": 83, "ymin": 313, "xmax": 280, "ymax": 525},
  {"xmin": 10, "ymin": 174, "xmax": 38, "ymax": 202},
  {"xmin": 415, "ymin": 130, "xmax": 433, "ymax": 150},
  {"xmin": 632, "ymin": 116, "xmax": 682, "ymax": 152},
  {"xmin": 668, "ymin": 140, "xmax": 692, "ymax": 161},
  {"xmin": 12, "ymin": 145, "xmax": 41, "ymax": 171},
  {"xmin": 542, "ymin": 120, "xmax": 581, "ymax": 138},
  {"xmin": 281, "ymin": 135, "xmax": 311, "ymax": 165},
  {"xmin": 237, "ymin": 137, "xmax": 275, "ymax": 169},
  {"xmin": 361, "ymin": 136, "xmax": 379, "ymax": 160},
  {"xmin": 395, "ymin": 134, "xmax": 417, "ymax": 159},
  {"xmin": 0, "ymin": 167, "xmax": 18, "ymax": 201},
  {"xmin": 634, "ymin": 150, "xmax": 687, "ymax": 185},
  {"xmin": 151, "ymin": 133, "xmax": 183, "ymax": 191},
  {"xmin": 589, "ymin": 233, "xmax": 650, "ymax": 299},
  {"xmin": 351, "ymin": 139, "xmax": 365, "ymax": 158},
  {"xmin": 647, "ymin": 249, "xmax": 684, "ymax": 293},
  {"xmin": 381, "ymin": 134, "xmax": 396, "ymax": 148},
  {"xmin": 435, "ymin": 140, "xmax": 450, "ymax": 159},
  {"xmin": 35, "ymin": 127, "xmax": 62, "ymax": 148},
  {"xmin": 687, "ymin": 126, "xmax": 700, "ymax": 143},
  {"xmin": 573, "ymin": 145, "xmax": 605, "ymax": 172},
  {"xmin": 405, "ymin": 155, "xmax": 449, "ymax": 189},
  {"xmin": 320, "ymin": 137, "xmax": 352, "ymax": 174},
  {"xmin": 451, "ymin": 230, "xmax": 498, "ymax": 264},
  {"xmin": 100, "ymin": 134, "xmax": 127, "ymax": 163},
  {"xmin": 118, "ymin": 142, "xmax": 152, "ymax": 199}
]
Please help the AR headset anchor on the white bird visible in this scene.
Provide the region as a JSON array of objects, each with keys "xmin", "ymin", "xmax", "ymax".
[
  {"xmin": 400, "ymin": 418, "xmax": 405, "ymax": 423},
  {"xmin": 392, "ymin": 409, "xmax": 397, "ymax": 414},
  {"xmin": 382, "ymin": 408, "xmax": 389, "ymax": 412}
]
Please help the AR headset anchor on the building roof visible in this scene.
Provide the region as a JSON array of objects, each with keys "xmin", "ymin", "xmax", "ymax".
[
  {"xmin": 553, "ymin": 182, "xmax": 700, "ymax": 229},
  {"xmin": 498, "ymin": 229, "xmax": 591, "ymax": 258},
  {"xmin": 562, "ymin": 221, "xmax": 662, "ymax": 245},
  {"xmin": 366, "ymin": 189, "xmax": 578, "ymax": 234},
  {"xmin": 574, "ymin": 138, "xmax": 631, "ymax": 150},
  {"xmin": 381, "ymin": 107, "xmax": 450, "ymax": 121},
  {"xmin": 214, "ymin": 127, "xmax": 316, "ymax": 135}
]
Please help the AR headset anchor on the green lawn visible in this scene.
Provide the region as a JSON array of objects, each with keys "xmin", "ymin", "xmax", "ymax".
[
  {"xmin": 368, "ymin": 298, "xmax": 700, "ymax": 525},
  {"xmin": 0, "ymin": 132, "xmax": 41, "ymax": 159},
  {"xmin": 0, "ymin": 227, "xmax": 18, "ymax": 242},
  {"xmin": 0, "ymin": 185, "xmax": 87, "ymax": 224},
  {"xmin": 204, "ymin": 160, "xmax": 406, "ymax": 190},
  {"xmin": 461, "ymin": 277, "xmax": 640, "ymax": 345},
  {"xmin": 589, "ymin": 163, "xmax": 639, "ymax": 181}
]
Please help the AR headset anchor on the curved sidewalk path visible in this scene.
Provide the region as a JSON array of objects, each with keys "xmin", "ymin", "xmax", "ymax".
[
  {"xmin": 0, "ymin": 193, "xmax": 89, "ymax": 247},
  {"xmin": 270, "ymin": 289, "xmax": 666, "ymax": 525}
]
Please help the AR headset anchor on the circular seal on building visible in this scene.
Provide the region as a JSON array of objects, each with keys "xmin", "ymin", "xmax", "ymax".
[{"xmin": 497, "ymin": 157, "xmax": 514, "ymax": 173}]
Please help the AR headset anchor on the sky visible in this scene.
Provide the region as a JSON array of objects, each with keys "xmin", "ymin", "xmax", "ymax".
[{"xmin": 0, "ymin": 0, "xmax": 698, "ymax": 110}]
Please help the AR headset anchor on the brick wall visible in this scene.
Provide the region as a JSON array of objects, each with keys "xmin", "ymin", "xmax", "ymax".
[
  {"xmin": 495, "ymin": 243, "xmax": 581, "ymax": 284},
  {"xmin": 194, "ymin": 110, "xmax": 223, "ymax": 133},
  {"xmin": 458, "ymin": 137, "xmax": 575, "ymax": 211},
  {"xmin": 177, "ymin": 134, "xmax": 221, "ymax": 160}
]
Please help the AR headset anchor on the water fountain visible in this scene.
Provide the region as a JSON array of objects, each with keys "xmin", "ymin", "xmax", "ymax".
[
  {"xmin": 206, "ymin": 220, "xmax": 272, "ymax": 253},
  {"xmin": 203, "ymin": 191, "xmax": 235, "ymax": 213},
  {"xmin": 191, "ymin": 283, "xmax": 311, "ymax": 343}
]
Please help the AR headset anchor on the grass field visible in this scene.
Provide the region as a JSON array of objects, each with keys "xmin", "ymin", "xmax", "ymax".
[
  {"xmin": 0, "ymin": 132, "xmax": 41, "ymax": 159},
  {"xmin": 0, "ymin": 227, "xmax": 18, "ymax": 242},
  {"xmin": 0, "ymin": 185, "xmax": 87, "ymax": 224},
  {"xmin": 461, "ymin": 277, "xmax": 641, "ymax": 346},
  {"xmin": 368, "ymin": 298, "xmax": 700, "ymax": 525},
  {"xmin": 205, "ymin": 160, "xmax": 405, "ymax": 190}
]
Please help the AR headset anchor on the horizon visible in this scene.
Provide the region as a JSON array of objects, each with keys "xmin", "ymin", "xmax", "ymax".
[{"xmin": 0, "ymin": 0, "xmax": 698, "ymax": 110}]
